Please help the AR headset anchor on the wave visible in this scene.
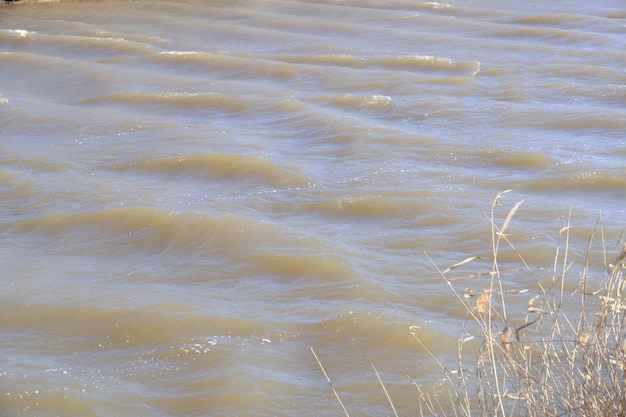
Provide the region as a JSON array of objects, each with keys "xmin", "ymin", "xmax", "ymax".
[
  {"xmin": 487, "ymin": 151, "xmax": 556, "ymax": 170},
  {"xmin": 509, "ymin": 13, "xmax": 588, "ymax": 27},
  {"xmin": 302, "ymin": 195, "xmax": 433, "ymax": 219},
  {"xmin": 74, "ymin": 90, "xmax": 358, "ymax": 137},
  {"xmin": 110, "ymin": 152, "xmax": 308, "ymax": 186},
  {"xmin": 266, "ymin": 53, "xmax": 361, "ymax": 67},
  {"xmin": 537, "ymin": 114, "xmax": 626, "ymax": 131},
  {"xmin": 149, "ymin": 50, "xmax": 480, "ymax": 79},
  {"xmin": 2, "ymin": 154, "xmax": 78, "ymax": 173},
  {"xmin": 557, "ymin": 82, "xmax": 626, "ymax": 106},
  {"xmin": 438, "ymin": 149, "xmax": 556, "ymax": 171},
  {"xmin": 76, "ymin": 91, "xmax": 248, "ymax": 114},
  {"xmin": 370, "ymin": 55, "xmax": 481, "ymax": 75},
  {"xmin": 0, "ymin": 167, "xmax": 35, "ymax": 203},
  {"xmin": 519, "ymin": 171, "xmax": 626, "ymax": 192},
  {"xmin": 265, "ymin": 53, "xmax": 481, "ymax": 75},
  {"xmin": 151, "ymin": 51, "xmax": 298, "ymax": 81},
  {"xmin": 407, "ymin": 1, "xmax": 504, "ymax": 17},
  {"xmin": 507, "ymin": 13, "xmax": 625, "ymax": 35},
  {"xmin": 306, "ymin": 307, "xmax": 419, "ymax": 350},
  {"xmin": 11, "ymin": 207, "xmax": 325, "ymax": 257},
  {"xmin": 307, "ymin": 93, "xmax": 394, "ymax": 112},
  {"xmin": 0, "ymin": 50, "xmax": 74, "ymax": 72},
  {"xmin": 45, "ymin": 33, "xmax": 155, "ymax": 55},
  {"xmin": 0, "ymin": 29, "xmax": 38, "ymax": 43},
  {"xmin": 246, "ymin": 252, "xmax": 357, "ymax": 283},
  {"xmin": 0, "ymin": 303, "xmax": 267, "ymax": 347},
  {"xmin": 475, "ymin": 149, "xmax": 556, "ymax": 170},
  {"xmin": 0, "ymin": 29, "xmax": 155, "ymax": 55},
  {"xmin": 482, "ymin": 19, "xmax": 605, "ymax": 45},
  {"xmin": 12, "ymin": 206, "xmax": 200, "ymax": 239}
]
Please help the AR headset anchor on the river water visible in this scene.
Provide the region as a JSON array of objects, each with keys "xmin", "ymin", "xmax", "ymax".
[{"xmin": 1, "ymin": 0, "xmax": 625, "ymax": 416}]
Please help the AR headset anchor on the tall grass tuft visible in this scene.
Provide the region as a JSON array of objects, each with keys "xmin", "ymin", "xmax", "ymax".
[{"xmin": 413, "ymin": 190, "xmax": 626, "ymax": 417}]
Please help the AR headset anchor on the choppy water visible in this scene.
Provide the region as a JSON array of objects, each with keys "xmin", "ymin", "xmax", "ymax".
[{"xmin": 1, "ymin": 0, "xmax": 625, "ymax": 416}]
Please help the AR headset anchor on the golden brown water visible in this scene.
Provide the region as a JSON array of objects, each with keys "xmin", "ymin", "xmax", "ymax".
[{"xmin": 1, "ymin": 0, "xmax": 625, "ymax": 416}]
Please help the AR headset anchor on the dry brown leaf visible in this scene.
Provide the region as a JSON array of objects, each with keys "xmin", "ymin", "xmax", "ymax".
[
  {"xmin": 476, "ymin": 293, "xmax": 490, "ymax": 314},
  {"xmin": 514, "ymin": 318, "xmax": 539, "ymax": 342},
  {"xmin": 578, "ymin": 330, "xmax": 594, "ymax": 346}
]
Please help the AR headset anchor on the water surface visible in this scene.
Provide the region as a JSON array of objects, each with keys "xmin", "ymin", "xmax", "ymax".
[{"xmin": 1, "ymin": 0, "xmax": 625, "ymax": 416}]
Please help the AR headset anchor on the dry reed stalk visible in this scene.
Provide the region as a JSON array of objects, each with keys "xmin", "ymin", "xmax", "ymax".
[
  {"xmin": 372, "ymin": 363, "xmax": 399, "ymax": 417},
  {"xmin": 310, "ymin": 347, "xmax": 351, "ymax": 417}
]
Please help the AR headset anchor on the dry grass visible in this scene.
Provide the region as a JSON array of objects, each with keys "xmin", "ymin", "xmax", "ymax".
[
  {"xmin": 413, "ymin": 190, "xmax": 626, "ymax": 417},
  {"xmin": 314, "ymin": 191, "xmax": 626, "ymax": 417}
]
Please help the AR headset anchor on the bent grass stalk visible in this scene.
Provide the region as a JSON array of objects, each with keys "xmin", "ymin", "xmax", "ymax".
[
  {"xmin": 310, "ymin": 346, "xmax": 351, "ymax": 417},
  {"xmin": 372, "ymin": 363, "xmax": 400, "ymax": 417}
]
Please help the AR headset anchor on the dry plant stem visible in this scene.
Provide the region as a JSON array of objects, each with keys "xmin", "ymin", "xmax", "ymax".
[
  {"xmin": 409, "ymin": 323, "xmax": 474, "ymax": 417},
  {"xmin": 485, "ymin": 191, "xmax": 525, "ymax": 417},
  {"xmin": 372, "ymin": 363, "xmax": 399, "ymax": 417},
  {"xmin": 410, "ymin": 377, "xmax": 451, "ymax": 417},
  {"xmin": 455, "ymin": 322, "xmax": 473, "ymax": 416},
  {"xmin": 491, "ymin": 190, "xmax": 522, "ymax": 322},
  {"xmin": 554, "ymin": 207, "xmax": 572, "ymax": 313},
  {"xmin": 310, "ymin": 347, "xmax": 351, "ymax": 417},
  {"xmin": 423, "ymin": 254, "xmax": 496, "ymax": 417},
  {"xmin": 425, "ymin": 193, "xmax": 536, "ymax": 417}
]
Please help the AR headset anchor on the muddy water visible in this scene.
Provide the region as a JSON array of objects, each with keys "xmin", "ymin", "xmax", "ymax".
[{"xmin": 1, "ymin": 0, "xmax": 625, "ymax": 416}]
